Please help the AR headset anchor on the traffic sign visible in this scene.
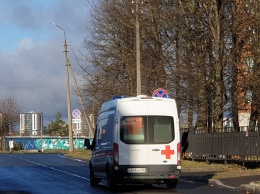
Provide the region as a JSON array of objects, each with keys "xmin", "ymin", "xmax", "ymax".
[
  {"xmin": 152, "ymin": 88, "xmax": 168, "ymax": 98},
  {"xmin": 72, "ymin": 119, "xmax": 81, "ymax": 123},
  {"xmin": 72, "ymin": 109, "xmax": 81, "ymax": 119}
]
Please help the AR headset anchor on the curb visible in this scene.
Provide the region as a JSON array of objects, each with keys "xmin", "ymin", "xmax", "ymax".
[
  {"xmin": 208, "ymin": 179, "xmax": 236, "ymax": 190},
  {"xmin": 239, "ymin": 184, "xmax": 260, "ymax": 193},
  {"xmin": 209, "ymin": 179, "xmax": 260, "ymax": 193},
  {"xmin": 182, "ymin": 167, "xmax": 224, "ymax": 172}
]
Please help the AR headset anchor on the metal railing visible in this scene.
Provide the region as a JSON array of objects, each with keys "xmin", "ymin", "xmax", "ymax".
[{"xmin": 181, "ymin": 131, "xmax": 260, "ymax": 165}]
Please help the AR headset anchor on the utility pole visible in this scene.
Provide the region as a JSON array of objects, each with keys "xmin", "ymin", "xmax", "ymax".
[
  {"xmin": 48, "ymin": 21, "xmax": 74, "ymax": 153},
  {"xmin": 40, "ymin": 102, "xmax": 43, "ymax": 152},
  {"xmin": 63, "ymin": 30, "xmax": 74, "ymax": 153},
  {"xmin": 135, "ymin": 0, "xmax": 141, "ymax": 95},
  {"xmin": 68, "ymin": 65, "xmax": 95, "ymax": 138}
]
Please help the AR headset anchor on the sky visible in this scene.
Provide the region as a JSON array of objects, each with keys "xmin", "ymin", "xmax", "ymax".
[{"xmin": 0, "ymin": 0, "xmax": 90, "ymax": 126}]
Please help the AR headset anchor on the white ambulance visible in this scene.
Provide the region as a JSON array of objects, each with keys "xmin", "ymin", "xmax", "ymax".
[{"xmin": 86, "ymin": 95, "xmax": 181, "ymax": 189}]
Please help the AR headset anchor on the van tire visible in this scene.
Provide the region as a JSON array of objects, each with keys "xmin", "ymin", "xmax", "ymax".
[
  {"xmin": 90, "ymin": 167, "xmax": 100, "ymax": 186},
  {"xmin": 166, "ymin": 179, "xmax": 178, "ymax": 189},
  {"xmin": 106, "ymin": 169, "xmax": 117, "ymax": 190}
]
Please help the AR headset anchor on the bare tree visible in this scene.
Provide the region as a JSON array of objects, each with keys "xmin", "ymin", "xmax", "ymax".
[
  {"xmin": 244, "ymin": 0, "xmax": 260, "ymax": 131},
  {"xmin": 0, "ymin": 95, "xmax": 21, "ymax": 150},
  {"xmin": 81, "ymin": 0, "xmax": 135, "ymax": 98},
  {"xmin": 76, "ymin": 0, "xmax": 260, "ymax": 133}
]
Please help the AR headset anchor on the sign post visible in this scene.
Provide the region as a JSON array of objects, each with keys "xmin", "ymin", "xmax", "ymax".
[{"xmin": 72, "ymin": 109, "xmax": 81, "ymax": 144}]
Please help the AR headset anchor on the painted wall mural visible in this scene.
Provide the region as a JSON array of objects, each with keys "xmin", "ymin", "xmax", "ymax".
[{"xmin": 5, "ymin": 137, "xmax": 86, "ymax": 150}]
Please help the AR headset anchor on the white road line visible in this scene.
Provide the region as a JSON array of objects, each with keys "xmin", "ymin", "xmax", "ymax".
[
  {"xmin": 9, "ymin": 155, "xmax": 90, "ymax": 181},
  {"xmin": 58, "ymin": 154, "xmax": 89, "ymax": 163}
]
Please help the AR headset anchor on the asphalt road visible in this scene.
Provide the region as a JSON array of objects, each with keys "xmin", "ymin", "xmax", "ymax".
[{"xmin": 0, "ymin": 154, "xmax": 243, "ymax": 194}]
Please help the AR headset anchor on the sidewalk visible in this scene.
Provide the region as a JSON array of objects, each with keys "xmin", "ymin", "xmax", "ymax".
[
  {"xmin": 209, "ymin": 175, "xmax": 260, "ymax": 193},
  {"xmin": 182, "ymin": 167, "xmax": 260, "ymax": 193}
]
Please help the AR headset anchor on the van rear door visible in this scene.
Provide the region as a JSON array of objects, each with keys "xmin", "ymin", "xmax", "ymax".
[
  {"xmin": 147, "ymin": 100, "xmax": 178, "ymax": 166},
  {"xmin": 118, "ymin": 99, "xmax": 178, "ymax": 175},
  {"xmin": 118, "ymin": 100, "xmax": 149, "ymax": 168}
]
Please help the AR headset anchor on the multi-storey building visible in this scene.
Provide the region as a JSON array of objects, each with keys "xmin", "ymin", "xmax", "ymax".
[
  {"xmin": 236, "ymin": 0, "xmax": 256, "ymax": 131},
  {"xmin": 20, "ymin": 111, "xmax": 42, "ymax": 135}
]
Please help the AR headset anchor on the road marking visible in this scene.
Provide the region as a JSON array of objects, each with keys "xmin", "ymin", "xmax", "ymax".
[
  {"xmin": 9, "ymin": 155, "xmax": 90, "ymax": 181},
  {"xmin": 58, "ymin": 154, "xmax": 89, "ymax": 163}
]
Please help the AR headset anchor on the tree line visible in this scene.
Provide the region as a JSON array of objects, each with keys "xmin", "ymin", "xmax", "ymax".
[{"xmin": 75, "ymin": 0, "xmax": 260, "ymax": 132}]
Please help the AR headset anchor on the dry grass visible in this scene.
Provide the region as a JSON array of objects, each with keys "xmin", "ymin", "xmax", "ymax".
[
  {"xmin": 0, "ymin": 148, "xmax": 91, "ymax": 159},
  {"xmin": 181, "ymin": 159, "xmax": 260, "ymax": 179},
  {"xmin": 65, "ymin": 149, "xmax": 92, "ymax": 160},
  {"xmin": 181, "ymin": 160, "xmax": 244, "ymax": 170},
  {"xmin": 213, "ymin": 169, "xmax": 260, "ymax": 179}
]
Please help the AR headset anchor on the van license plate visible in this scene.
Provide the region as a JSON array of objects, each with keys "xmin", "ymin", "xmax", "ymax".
[{"xmin": 127, "ymin": 168, "xmax": 146, "ymax": 173}]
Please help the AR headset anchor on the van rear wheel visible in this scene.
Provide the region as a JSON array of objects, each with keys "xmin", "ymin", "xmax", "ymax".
[
  {"xmin": 166, "ymin": 179, "xmax": 178, "ymax": 189},
  {"xmin": 90, "ymin": 167, "xmax": 100, "ymax": 186},
  {"xmin": 106, "ymin": 169, "xmax": 117, "ymax": 190}
]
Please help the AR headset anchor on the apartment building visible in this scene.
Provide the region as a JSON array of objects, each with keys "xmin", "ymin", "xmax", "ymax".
[{"xmin": 20, "ymin": 111, "xmax": 42, "ymax": 135}]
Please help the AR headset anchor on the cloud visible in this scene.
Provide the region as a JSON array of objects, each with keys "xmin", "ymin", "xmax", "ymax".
[
  {"xmin": 0, "ymin": 0, "xmax": 89, "ymax": 126},
  {"xmin": 1, "ymin": 37, "xmax": 67, "ymax": 125},
  {"xmin": 17, "ymin": 38, "xmax": 36, "ymax": 49}
]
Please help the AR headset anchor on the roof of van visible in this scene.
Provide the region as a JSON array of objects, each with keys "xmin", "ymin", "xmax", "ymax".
[{"xmin": 99, "ymin": 95, "xmax": 176, "ymax": 114}]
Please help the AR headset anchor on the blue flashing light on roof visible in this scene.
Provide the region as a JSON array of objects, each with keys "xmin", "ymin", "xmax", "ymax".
[{"xmin": 112, "ymin": 95, "xmax": 125, "ymax": 100}]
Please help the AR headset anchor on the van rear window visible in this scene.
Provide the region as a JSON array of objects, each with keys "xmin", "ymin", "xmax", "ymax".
[{"xmin": 120, "ymin": 116, "xmax": 174, "ymax": 144}]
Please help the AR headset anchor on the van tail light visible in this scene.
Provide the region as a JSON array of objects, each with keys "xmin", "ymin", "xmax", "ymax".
[
  {"xmin": 177, "ymin": 143, "xmax": 181, "ymax": 165},
  {"xmin": 113, "ymin": 143, "xmax": 119, "ymax": 166}
]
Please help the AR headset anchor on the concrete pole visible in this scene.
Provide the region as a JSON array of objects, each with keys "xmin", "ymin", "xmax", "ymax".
[
  {"xmin": 48, "ymin": 21, "xmax": 73, "ymax": 152},
  {"xmin": 136, "ymin": 0, "xmax": 141, "ymax": 96},
  {"xmin": 64, "ymin": 37, "xmax": 74, "ymax": 153}
]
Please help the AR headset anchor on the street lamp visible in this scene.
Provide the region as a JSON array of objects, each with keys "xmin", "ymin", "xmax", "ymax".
[{"xmin": 48, "ymin": 20, "xmax": 74, "ymax": 153}]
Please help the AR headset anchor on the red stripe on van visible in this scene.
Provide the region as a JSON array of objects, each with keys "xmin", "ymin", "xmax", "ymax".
[{"xmin": 92, "ymin": 150, "xmax": 113, "ymax": 158}]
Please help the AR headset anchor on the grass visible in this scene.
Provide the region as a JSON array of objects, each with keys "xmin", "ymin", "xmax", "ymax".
[
  {"xmin": 181, "ymin": 159, "xmax": 244, "ymax": 170},
  {"xmin": 30, "ymin": 149, "xmax": 92, "ymax": 160},
  {"xmin": 0, "ymin": 148, "xmax": 91, "ymax": 156},
  {"xmin": 65, "ymin": 149, "xmax": 92, "ymax": 160},
  {"xmin": 181, "ymin": 159, "xmax": 260, "ymax": 179}
]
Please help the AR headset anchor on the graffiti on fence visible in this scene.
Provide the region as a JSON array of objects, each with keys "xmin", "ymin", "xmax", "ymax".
[
  {"xmin": 5, "ymin": 137, "xmax": 86, "ymax": 150},
  {"xmin": 36, "ymin": 139, "xmax": 69, "ymax": 149},
  {"xmin": 35, "ymin": 139, "xmax": 85, "ymax": 150},
  {"xmin": 23, "ymin": 140, "xmax": 38, "ymax": 149}
]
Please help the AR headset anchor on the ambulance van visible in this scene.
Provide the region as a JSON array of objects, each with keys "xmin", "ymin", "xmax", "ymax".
[{"xmin": 86, "ymin": 95, "xmax": 181, "ymax": 189}]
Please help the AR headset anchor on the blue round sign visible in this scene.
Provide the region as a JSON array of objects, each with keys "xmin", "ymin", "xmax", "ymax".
[{"xmin": 152, "ymin": 88, "xmax": 168, "ymax": 98}]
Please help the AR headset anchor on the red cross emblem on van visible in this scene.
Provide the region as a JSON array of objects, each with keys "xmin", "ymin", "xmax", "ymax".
[{"xmin": 161, "ymin": 145, "xmax": 175, "ymax": 159}]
